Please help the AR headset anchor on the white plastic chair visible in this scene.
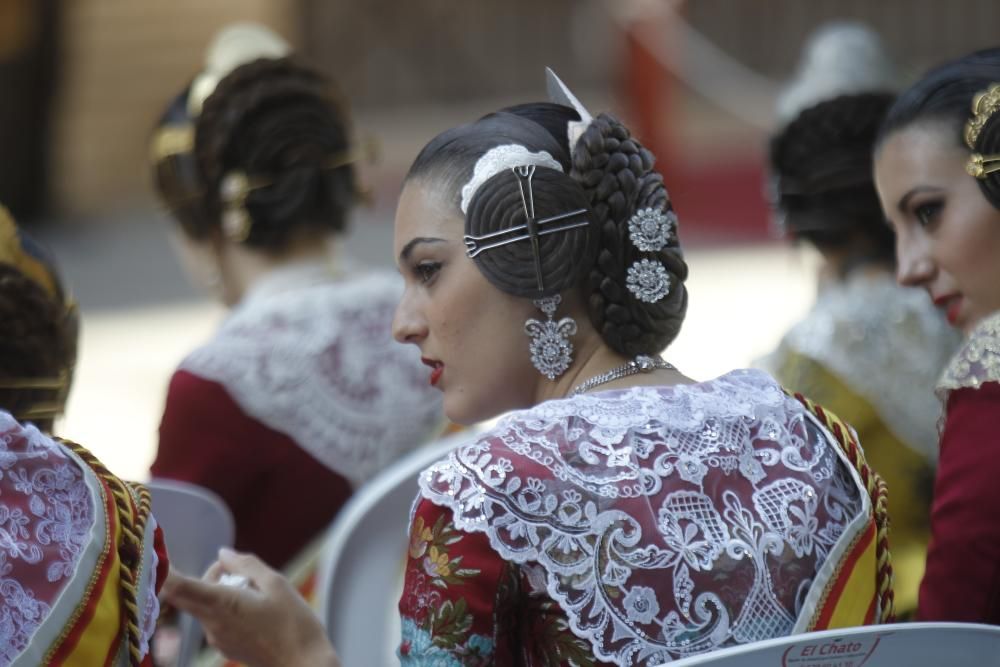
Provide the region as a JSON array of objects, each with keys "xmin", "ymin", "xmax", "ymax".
[
  {"xmin": 665, "ymin": 622, "xmax": 1000, "ymax": 666},
  {"xmin": 147, "ymin": 478, "xmax": 235, "ymax": 667},
  {"xmin": 314, "ymin": 429, "xmax": 480, "ymax": 667}
]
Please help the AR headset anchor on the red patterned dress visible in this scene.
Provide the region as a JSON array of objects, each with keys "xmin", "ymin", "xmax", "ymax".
[
  {"xmin": 918, "ymin": 311, "xmax": 1000, "ymax": 623},
  {"xmin": 398, "ymin": 370, "xmax": 891, "ymax": 666}
]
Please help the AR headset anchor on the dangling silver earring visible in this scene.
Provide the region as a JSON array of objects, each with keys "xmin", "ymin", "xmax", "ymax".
[{"xmin": 524, "ymin": 294, "xmax": 577, "ymax": 380}]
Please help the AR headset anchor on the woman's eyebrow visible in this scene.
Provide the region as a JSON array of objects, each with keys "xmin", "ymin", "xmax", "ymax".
[
  {"xmin": 398, "ymin": 237, "xmax": 447, "ymax": 263},
  {"xmin": 897, "ymin": 186, "xmax": 944, "ymax": 213}
]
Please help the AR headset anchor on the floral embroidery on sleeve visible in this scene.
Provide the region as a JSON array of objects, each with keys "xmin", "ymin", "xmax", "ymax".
[{"xmin": 400, "ymin": 506, "xmax": 494, "ymax": 665}]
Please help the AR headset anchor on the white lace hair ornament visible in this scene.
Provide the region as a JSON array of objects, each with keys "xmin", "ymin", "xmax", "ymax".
[{"xmin": 459, "ymin": 145, "xmax": 562, "ymax": 214}]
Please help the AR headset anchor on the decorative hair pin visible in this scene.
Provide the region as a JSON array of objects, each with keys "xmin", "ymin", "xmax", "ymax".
[
  {"xmin": 463, "ymin": 165, "xmax": 588, "ymax": 291},
  {"xmin": 215, "ymin": 141, "xmax": 375, "ymax": 242},
  {"xmin": 150, "ymin": 124, "xmax": 195, "ymax": 163},
  {"xmin": 966, "ymin": 152, "xmax": 1000, "ymax": 179},
  {"xmin": 623, "ymin": 206, "xmax": 678, "ymax": 304},
  {"xmin": 545, "ymin": 67, "xmax": 594, "ymax": 159},
  {"xmin": 628, "ymin": 207, "xmax": 676, "ymax": 252},
  {"xmin": 964, "ymin": 83, "xmax": 1000, "ymax": 149},
  {"xmin": 964, "ymin": 83, "xmax": 1000, "ymax": 180}
]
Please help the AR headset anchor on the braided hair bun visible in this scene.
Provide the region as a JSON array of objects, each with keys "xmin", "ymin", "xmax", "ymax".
[
  {"xmin": 572, "ymin": 113, "xmax": 688, "ymax": 357},
  {"xmin": 770, "ymin": 92, "xmax": 895, "ymax": 261},
  {"xmin": 194, "ymin": 57, "xmax": 356, "ymax": 249}
]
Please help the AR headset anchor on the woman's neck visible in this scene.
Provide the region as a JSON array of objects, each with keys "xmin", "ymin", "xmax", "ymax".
[
  {"xmin": 533, "ymin": 336, "xmax": 693, "ymax": 405},
  {"xmin": 217, "ymin": 235, "xmax": 338, "ymax": 306}
]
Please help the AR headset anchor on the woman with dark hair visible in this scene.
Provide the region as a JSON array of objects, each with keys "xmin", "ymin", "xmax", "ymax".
[
  {"xmin": 148, "ymin": 25, "xmax": 441, "ymax": 570},
  {"xmin": 765, "ymin": 90, "xmax": 960, "ymax": 617},
  {"xmin": 874, "ymin": 47, "xmax": 1000, "ymax": 624},
  {"xmin": 0, "ymin": 208, "xmax": 167, "ymax": 666},
  {"xmin": 165, "ymin": 72, "xmax": 893, "ymax": 666}
]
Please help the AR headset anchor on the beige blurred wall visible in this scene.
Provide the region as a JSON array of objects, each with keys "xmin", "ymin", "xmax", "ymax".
[{"xmin": 51, "ymin": 0, "xmax": 299, "ymax": 215}]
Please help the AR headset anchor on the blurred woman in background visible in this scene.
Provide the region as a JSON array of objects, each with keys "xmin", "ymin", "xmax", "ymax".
[
  {"xmin": 762, "ymin": 24, "xmax": 960, "ymax": 617},
  {"xmin": 875, "ymin": 46, "xmax": 1000, "ymax": 624},
  {"xmin": 0, "ymin": 206, "xmax": 167, "ymax": 666},
  {"xmin": 149, "ymin": 25, "xmax": 442, "ymax": 570}
]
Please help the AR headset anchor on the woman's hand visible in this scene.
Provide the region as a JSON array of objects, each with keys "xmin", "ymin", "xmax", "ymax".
[{"xmin": 162, "ymin": 548, "xmax": 341, "ymax": 667}]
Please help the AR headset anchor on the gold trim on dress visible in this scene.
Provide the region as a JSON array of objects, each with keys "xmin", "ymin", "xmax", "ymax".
[{"xmin": 937, "ymin": 310, "xmax": 1000, "ymax": 398}]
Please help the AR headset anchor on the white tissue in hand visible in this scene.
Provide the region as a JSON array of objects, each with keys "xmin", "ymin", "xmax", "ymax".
[{"xmin": 219, "ymin": 573, "xmax": 249, "ymax": 589}]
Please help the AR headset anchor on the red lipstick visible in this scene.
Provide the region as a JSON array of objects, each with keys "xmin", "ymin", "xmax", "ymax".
[
  {"xmin": 933, "ymin": 294, "xmax": 962, "ymax": 326},
  {"xmin": 946, "ymin": 300, "xmax": 962, "ymax": 326},
  {"xmin": 421, "ymin": 358, "xmax": 444, "ymax": 386}
]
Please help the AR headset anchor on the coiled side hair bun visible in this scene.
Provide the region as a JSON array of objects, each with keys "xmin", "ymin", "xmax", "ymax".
[{"xmin": 572, "ymin": 114, "xmax": 688, "ymax": 357}]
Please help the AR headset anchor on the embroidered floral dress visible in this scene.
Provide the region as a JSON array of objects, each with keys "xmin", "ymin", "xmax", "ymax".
[
  {"xmin": 399, "ymin": 370, "xmax": 890, "ymax": 666},
  {"xmin": 919, "ymin": 310, "xmax": 1000, "ymax": 623},
  {"xmin": 758, "ymin": 273, "xmax": 960, "ymax": 614}
]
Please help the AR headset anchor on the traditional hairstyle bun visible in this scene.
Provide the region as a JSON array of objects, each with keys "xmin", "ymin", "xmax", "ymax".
[
  {"xmin": 406, "ymin": 100, "xmax": 688, "ymax": 357},
  {"xmin": 461, "ymin": 111, "xmax": 597, "ymax": 298},
  {"xmin": 195, "ymin": 57, "xmax": 356, "ymax": 249},
  {"xmin": 770, "ymin": 92, "xmax": 895, "ymax": 260},
  {"xmin": 572, "ymin": 114, "xmax": 687, "ymax": 357}
]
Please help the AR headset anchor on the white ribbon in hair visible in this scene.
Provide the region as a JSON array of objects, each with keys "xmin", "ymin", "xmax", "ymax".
[
  {"xmin": 545, "ymin": 67, "xmax": 595, "ymax": 157},
  {"xmin": 459, "ymin": 144, "xmax": 562, "ymax": 214}
]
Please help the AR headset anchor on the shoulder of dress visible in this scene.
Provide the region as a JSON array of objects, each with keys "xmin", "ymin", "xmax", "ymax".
[{"xmin": 937, "ymin": 310, "xmax": 1000, "ymax": 398}]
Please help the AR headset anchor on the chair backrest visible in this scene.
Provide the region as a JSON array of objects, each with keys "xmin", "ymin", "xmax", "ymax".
[
  {"xmin": 314, "ymin": 429, "xmax": 479, "ymax": 667},
  {"xmin": 147, "ymin": 478, "xmax": 235, "ymax": 667},
  {"xmin": 666, "ymin": 622, "xmax": 1000, "ymax": 667}
]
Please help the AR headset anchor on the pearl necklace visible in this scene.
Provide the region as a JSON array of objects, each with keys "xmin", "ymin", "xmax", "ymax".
[{"xmin": 570, "ymin": 354, "xmax": 676, "ymax": 396}]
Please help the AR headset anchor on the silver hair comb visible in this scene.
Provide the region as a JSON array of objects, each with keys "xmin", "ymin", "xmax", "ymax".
[{"xmin": 463, "ymin": 165, "xmax": 588, "ymax": 291}]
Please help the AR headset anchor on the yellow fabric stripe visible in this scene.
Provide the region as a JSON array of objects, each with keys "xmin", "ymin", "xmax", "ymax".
[
  {"xmin": 824, "ymin": 530, "xmax": 878, "ymax": 629},
  {"xmin": 56, "ymin": 517, "xmax": 124, "ymax": 665}
]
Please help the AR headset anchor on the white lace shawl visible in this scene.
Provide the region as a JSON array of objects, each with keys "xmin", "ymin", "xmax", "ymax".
[
  {"xmin": 180, "ymin": 264, "xmax": 443, "ymax": 486},
  {"xmin": 757, "ymin": 273, "xmax": 960, "ymax": 463},
  {"xmin": 418, "ymin": 369, "xmax": 871, "ymax": 665}
]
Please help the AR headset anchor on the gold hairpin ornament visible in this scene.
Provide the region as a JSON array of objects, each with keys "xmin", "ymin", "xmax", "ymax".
[
  {"xmin": 150, "ymin": 123, "xmax": 195, "ymax": 163},
  {"xmin": 217, "ymin": 142, "xmax": 376, "ymax": 242},
  {"xmin": 964, "ymin": 83, "xmax": 1000, "ymax": 150},
  {"xmin": 966, "ymin": 152, "xmax": 1000, "ymax": 179}
]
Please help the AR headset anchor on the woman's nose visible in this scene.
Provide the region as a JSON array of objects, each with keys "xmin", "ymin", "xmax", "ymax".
[
  {"xmin": 895, "ymin": 235, "xmax": 934, "ymax": 287},
  {"xmin": 392, "ymin": 294, "xmax": 428, "ymax": 345}
]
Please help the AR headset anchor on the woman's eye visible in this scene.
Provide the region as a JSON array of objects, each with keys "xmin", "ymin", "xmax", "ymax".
[
  {"xmin": 414, "ymin": 261, "xmax": 441, "ymax": 284},
  {"xmin": 913, "ymin": 201, "xmax": 942, "ymax": 228}
]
